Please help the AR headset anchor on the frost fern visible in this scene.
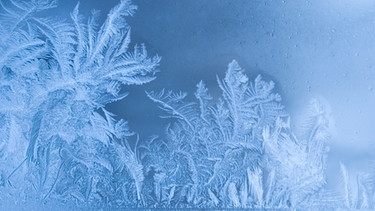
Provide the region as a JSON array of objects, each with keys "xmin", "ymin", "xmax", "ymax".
[
  {"xmin": 143, "ymin": 61, "xmax": 331, "ymax": 209},
  {"xmin": 0, "ymin": 0, "xmax": 159, "ymax": 207}
]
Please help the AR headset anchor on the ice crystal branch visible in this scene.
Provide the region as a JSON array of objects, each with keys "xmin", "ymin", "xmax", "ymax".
[
  {"xmin": 0, "ymin": 0, "xmax": 158, "ymax": 207},
  {"xmin": 143, "ymin": 61, "xmax": 330, "ymax": 209}
]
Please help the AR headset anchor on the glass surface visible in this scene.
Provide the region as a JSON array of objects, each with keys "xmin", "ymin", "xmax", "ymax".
[{"xmin": 0, "ymin": 0, "xmax": 374, "ymax": 209}]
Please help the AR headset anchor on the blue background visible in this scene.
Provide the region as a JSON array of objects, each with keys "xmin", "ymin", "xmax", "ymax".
[{"xmin": 54, "ymin": 0, "xmax": 375, "ymax": 181}]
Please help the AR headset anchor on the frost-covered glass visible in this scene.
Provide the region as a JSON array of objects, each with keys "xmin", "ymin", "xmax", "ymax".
[{"xmin": 0, "ymin": 0, "xmax": 374, "ymax": 210}]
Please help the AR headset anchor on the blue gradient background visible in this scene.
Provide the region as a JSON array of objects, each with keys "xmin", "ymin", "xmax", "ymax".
[{"xmin": 54, "ymin": 0, "xmax": 375, "ymax": 181}]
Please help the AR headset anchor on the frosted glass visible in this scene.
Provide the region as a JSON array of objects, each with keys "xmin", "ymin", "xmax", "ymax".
[{"xmin": 0, "ymin": 0, "xmax": 374, "ymax": 209}]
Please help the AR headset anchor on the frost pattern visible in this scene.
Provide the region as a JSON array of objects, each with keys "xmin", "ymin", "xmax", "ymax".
[
  {"xmin": 0, "ymin": 0, "xmax": 159, "ymax": 207},
  {"xmin": 143, "ymin": 61, "xmax": 331, "ymax": 209},
  {"xmin": 335, "ymin": 162, "xmax": 375, "ymax": 210},
  {"xmin": 0, "ymin": 0, "xmax": 369, "ymax": 210}
]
